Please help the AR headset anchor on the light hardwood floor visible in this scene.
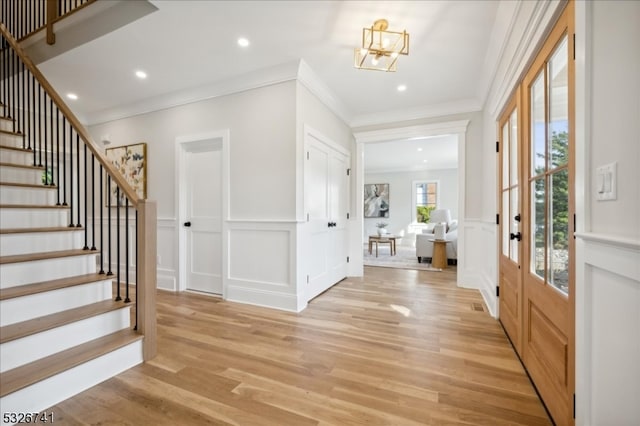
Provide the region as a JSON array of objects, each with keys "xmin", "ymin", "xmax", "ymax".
[{"xmin": 48, "ymin": 266, "xmax": 551, "ymax": 425}]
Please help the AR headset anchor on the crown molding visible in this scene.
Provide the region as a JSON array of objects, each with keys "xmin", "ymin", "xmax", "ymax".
[
  {"xmin": 487, "ymin": 0, "xmax": 564, "ymax": 118},
  {"xmin": 296, "ymin": 60, "xmax": 353, "ymax": 125},
  {"xmin": 350, "ymin": 99, "xmax": 482, "ymax": 129},
  {"xmin": 86, "ymin": 60, "xmax": 301, "ymax": 125}
]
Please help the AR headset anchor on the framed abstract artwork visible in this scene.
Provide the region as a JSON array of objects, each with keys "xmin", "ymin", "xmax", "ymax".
[
  {"xmin": 105, "ymin": 142, "xmax": 147, "ymax": 206},
  {"xmin": 364, "ymin": 183, "xmax": 389, "ymax": 218}
]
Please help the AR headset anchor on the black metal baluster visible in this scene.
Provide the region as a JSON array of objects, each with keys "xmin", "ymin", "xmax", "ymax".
[
  {"xmin": 62, "ymin": 117, "xmax": 67, "ymax": 205},
  {"xmin": 99, "ymin": 165, "xmax": 104, "ymax": 274},
  {"xmin": 82, "ymin": 143, "xmax": 88, "ymax": 249},
  {"xmin": 116, "ymin": 186, "xmax": 121, "ymax": 301},
  {"xmin": 49, "ymin": 99, "xmax": 54, "ymax": 186},
  {"xmin": 76, "ymin": 133, "xmax": 81, "ymax": 226},
  {"xmin": 68, "ymin": 122, "xmax": 74, "ymax": 226},
  {"xmin": 125, "ymin": 197, "xmax": 130, "ymax": 303},
  {"xmin": 91, "ymin": 155, "xmax": 96, "ymax": 250},
  {"xmin": 107, "ymin": 176, "xmax": 114, "ymax": 279},
  {"xmin": 37, "ymin": 81, "xmax": 42, "ymax": 166},
  {"xmin": 43, "ymin": 87, "xmax": 48, "ymax": 182},
  {"xmin": 55, "ymin": 109, "xmax": 60, "ymax": 204}
]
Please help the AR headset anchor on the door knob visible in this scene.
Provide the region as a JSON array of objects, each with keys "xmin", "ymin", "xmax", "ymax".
[
  {"xmin": 510, "ymin": 232, "xmax": 521, "ymax": 241},
  {"xmin": 514, "ymin": 214, "xmax": 521, "ymax": 222},
  {"xmin": 184, "ymin": 222, "xmax": 191, "ymax": 227}
]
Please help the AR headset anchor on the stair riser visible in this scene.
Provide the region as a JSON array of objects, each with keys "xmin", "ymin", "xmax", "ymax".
[
  {"xmin": 0, "ymin": 340, "xmax": 143, "ymax": 417},
  {"xmin": 0, "ymin": 208, "xmax": 69, "ymax": 228},
  {"xmin": 0, "ymin": 307, "xmax": 131, "ymax": 373},
  {"xmin": 0, "ymin": 253, "xmax": 98, "ymax": 288},
  {"xmin": 0, "ymin": 133, "xmax": 24, "ymax": 147},
  {"xmin": 0, "ymin": 119, "xmax": 14, "ymax": 132},
  {"xmin": 0, "ymin": 230, "xmax": 84, "ymax": 256},
  {"xmin": 0, "ymin": 149, "xmax": 35, "ymax": 165},
  {"xmin": 0, "ymin": 280, "xmax": 112, "ymax": 327},
  {"xmin": 0, "ymin": 185, "xmax": 57, "ymax": 205},
  {"xmin": 0, "ymin": 166, "xmax": 48, "ymax": 185}
]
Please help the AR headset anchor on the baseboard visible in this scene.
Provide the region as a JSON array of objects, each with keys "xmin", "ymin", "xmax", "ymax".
[{"xmin": 225, "ymin": 285, "xmax": 302, "ymax": 312}]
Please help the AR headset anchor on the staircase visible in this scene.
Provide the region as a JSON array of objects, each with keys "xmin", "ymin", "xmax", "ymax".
[{"xmin": 0, "ymin": 16, "xmax": 156, "ymax": 418}]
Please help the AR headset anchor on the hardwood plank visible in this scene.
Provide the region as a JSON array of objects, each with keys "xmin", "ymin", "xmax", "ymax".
[
  {"xmin": 0, "ymin": 329, "xmax": 142, "ymax": 397},
  {"xmin": 0, "ymin": 248, "xmax": 96, "ymax": 265},
  {"xmin": 0, "ymin": 299, "xmax": 129, "ymax": 343},
  {"xmin": 45, "ymin": 266, "xmax": 551, "ymax": 425},
  {"xmin": 0, "ymin": 273, "xmax": 107, "ymax": 301},
  {"xmin": 0, "ymin": 203, "xmax": 68, "ymax": 209}
]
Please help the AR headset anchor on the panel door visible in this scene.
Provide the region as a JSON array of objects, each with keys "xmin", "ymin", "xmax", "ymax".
[
  {"xmin": 305, "ymin": 134, "xmax": 349, "ymax": 301},
  {"xmin": 498, "ymin": 93, "xmax": 523, "ymax": 354},
  {"xmin": 185, "ymin": 146, "xmax": 223, "ymax": 294},
  {"xmin": 521, "ymin": 2, "xmax": 575, "ymax": 424}
]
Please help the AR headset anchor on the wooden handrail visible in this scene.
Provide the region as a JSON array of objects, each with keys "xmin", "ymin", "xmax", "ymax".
[{"xmin": 0, "ymin": 22, "xmax": 140, "ymax": 207}]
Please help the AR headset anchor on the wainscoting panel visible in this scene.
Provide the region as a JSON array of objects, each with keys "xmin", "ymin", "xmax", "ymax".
[
  {"xmin": 459, "ymin": 219, "xmax": 498, "ymax": 317},
  {"xmin": 576, "ymin": 233, "xmax": 640, "ymax": 425},
  {"xmin": 226, "ymin": 221, "xmax": 298, "ymax": 312}
]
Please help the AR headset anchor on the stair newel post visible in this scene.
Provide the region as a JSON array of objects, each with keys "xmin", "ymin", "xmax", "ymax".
[
  {"xmin": 55, "ymin": 108, "xmax": 60, "ymax": 204},
  {"xmin": 124, "ymin": 197, "xmax": 130, "ymax": 303},
  {"xmin": 137, "ymin": 200, "xmax": 157, "ymax": 360},
  {"xmin": 75, "ymin": 133, "xmax": 80, "ymax": 226},
  {"xmin": 82, "ymin": 143, "xmax": 88, "ymax": 249},
  {"xmin": 99, "ymin": 165, "xmax": 104, "ymax": 274},
  {"xmin": 107, "ymin": 175, "xmax": 113, "ymax": 277},
  {"xmin": 91, "ymin": 154, "xmax": 96, "ymax": 251},
  {"xmin": 116, "ymin": 186, "xmax": 121, "ymax": 301}
]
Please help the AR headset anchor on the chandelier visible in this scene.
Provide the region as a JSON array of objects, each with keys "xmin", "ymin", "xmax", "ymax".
[{"xmin": 354, "ymin": 19, "xmax": 409, "ymax": 72}]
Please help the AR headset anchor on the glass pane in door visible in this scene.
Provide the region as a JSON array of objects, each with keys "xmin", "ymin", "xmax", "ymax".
[
  {"xmin": 531, "ymin": 73, "xmax": 546, "ymax": 175},
  {"xmin": 502, "ymin": 123, "xmax": 509, "ymax": 189},
  {"xmin": 510, "ymin": 109, "xmax": 518, "ymax": 186},
  {"xmin": 549, "ymin": 36, "xmax": 569, "ymax": 169},
  {"xmin": 510, "ymin": 187, "xmax": 519, "ymax": 262},
  {"xmin": 531, "ymin": 177, "xmax": 546, "ymax": 279},
  {"xmin": 549, "ymin": 169, "xmax": 569, "ymax": 294},
  {"xmin": 503, "ymin": 190, "xmax": 509, "ymax": 257}
]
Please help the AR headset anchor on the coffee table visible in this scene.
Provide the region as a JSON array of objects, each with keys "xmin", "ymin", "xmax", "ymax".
[{"xmin": 368, "ymin": 235, "xmax": 397, "ymax": 257}]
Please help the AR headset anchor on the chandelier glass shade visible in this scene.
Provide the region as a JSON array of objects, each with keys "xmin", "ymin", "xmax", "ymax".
[{"xmin": 354, "ymin": 19, "xmax": 409, "ymax": 72}]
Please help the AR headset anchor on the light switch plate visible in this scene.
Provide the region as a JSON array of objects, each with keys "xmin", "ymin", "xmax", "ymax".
[{"xmin": 596, "ymin": 162, "xmax": 617, "ymax": 201}]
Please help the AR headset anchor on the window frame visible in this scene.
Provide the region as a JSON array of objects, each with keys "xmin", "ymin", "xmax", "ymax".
[{"xmin": 411, "ymin": 180, "xmax": 439, "ymax": 225}]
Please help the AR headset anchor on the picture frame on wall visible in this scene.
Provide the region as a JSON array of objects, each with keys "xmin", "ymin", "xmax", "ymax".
[
  {"xmin": 364, "ymin": 183, "xmax": 389, "ymax": 218},
  {"xmin": 105, "ymin": 142, "xmax": 147, "ymax": 207}
]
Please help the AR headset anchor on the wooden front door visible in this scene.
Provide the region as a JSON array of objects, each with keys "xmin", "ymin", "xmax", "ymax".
[
  {"xmin": 498, "ymin": 2, "xmax": 575, "ymax": 425},
  {"xmin": 521, "ymin": 2, "xmax": 575, "ymax": 423},
  {"xmin": 498, "ymin": 92, "xmax": 523, "ymax": 354}
]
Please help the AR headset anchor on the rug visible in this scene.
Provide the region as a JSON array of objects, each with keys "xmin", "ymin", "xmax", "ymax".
[{"xmin": 363, "ymin": 244, "xmax": 442, "ymax": 272}]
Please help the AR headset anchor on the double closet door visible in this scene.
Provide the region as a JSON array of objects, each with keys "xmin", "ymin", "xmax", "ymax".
[
  {"xmin": 498, "ymin": 2, "xmax": 575, "ymax": 425},
  {"xmin": 305, "ymin": 131, "xmax": 350, "ymax": 302}
]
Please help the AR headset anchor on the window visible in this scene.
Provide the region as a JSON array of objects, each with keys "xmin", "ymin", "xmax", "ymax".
[{"xmin": 413, "ymin": 181, "xmax": 438, "ymax": 223}]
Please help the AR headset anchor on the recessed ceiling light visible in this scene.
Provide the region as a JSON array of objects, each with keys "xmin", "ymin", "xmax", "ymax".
[
  {"xmin": 417, "ymin": 148, "xmax": 423, "ymax": 152},
  {"xmin": 397, "ymin": 84, "xmax": 407, "ymax": 92},
  {"xmin": 423, "ymin": 159, "xmax": 428, "ymax": 163},
  {"xmin": 66, "ymin": 93, "xmax": 78, "ymax": 100},
  {"xmin": 237, "ymin": 37, "xmax": 250, "ymax": 47},
  {"xmin": 135, "ymin": 70, "xmax": 147, "ymax": 79}
]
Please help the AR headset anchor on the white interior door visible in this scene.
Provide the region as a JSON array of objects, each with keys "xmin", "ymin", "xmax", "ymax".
[
  {"xmin": 185, "ymin": 143, "xmax": 222, "ymax": 294},
  {"xmin": 305, "ymin": 133, "xmax": 349, "ymax": 301}
]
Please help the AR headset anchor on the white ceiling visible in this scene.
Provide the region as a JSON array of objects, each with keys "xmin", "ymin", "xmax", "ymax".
[
  {"xmin": 364, "ymin": 134, "xmax": 458, "ymax": 173},
  {"xmin": 37, "ymin": 0, "xmax": 502, "ymax": 127}
]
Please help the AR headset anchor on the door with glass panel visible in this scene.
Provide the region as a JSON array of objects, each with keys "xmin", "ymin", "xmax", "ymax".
[
  {"xmin": 498, "ymin": 93, "xmax": 523, "ymax": 354},
  {"xmin": 522, "ymin": 2, "xmax": 574, "ymax": 425}
]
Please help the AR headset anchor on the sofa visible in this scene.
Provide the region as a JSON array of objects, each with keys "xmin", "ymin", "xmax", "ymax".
[{"xmin": 415, "ymin": 209, "xmax": 458, "ymax": 265}]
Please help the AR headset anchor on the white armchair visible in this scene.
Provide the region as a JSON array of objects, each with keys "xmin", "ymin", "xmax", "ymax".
[{"xmin": 415, "ymin": 209, "xmax": 458, "ymax": 265}]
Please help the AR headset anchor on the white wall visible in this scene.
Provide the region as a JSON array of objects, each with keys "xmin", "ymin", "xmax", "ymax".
[
  {"xmin": 575, "ymin": 2, "xmax": 640, "ymax": 425},
  {"xmin": 89, "ymin": 81, "xmax": 302, "ymax": 311},
  {"xmin": 363, "ymin": 168, "xmax": 458, "ymax": 246}
]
